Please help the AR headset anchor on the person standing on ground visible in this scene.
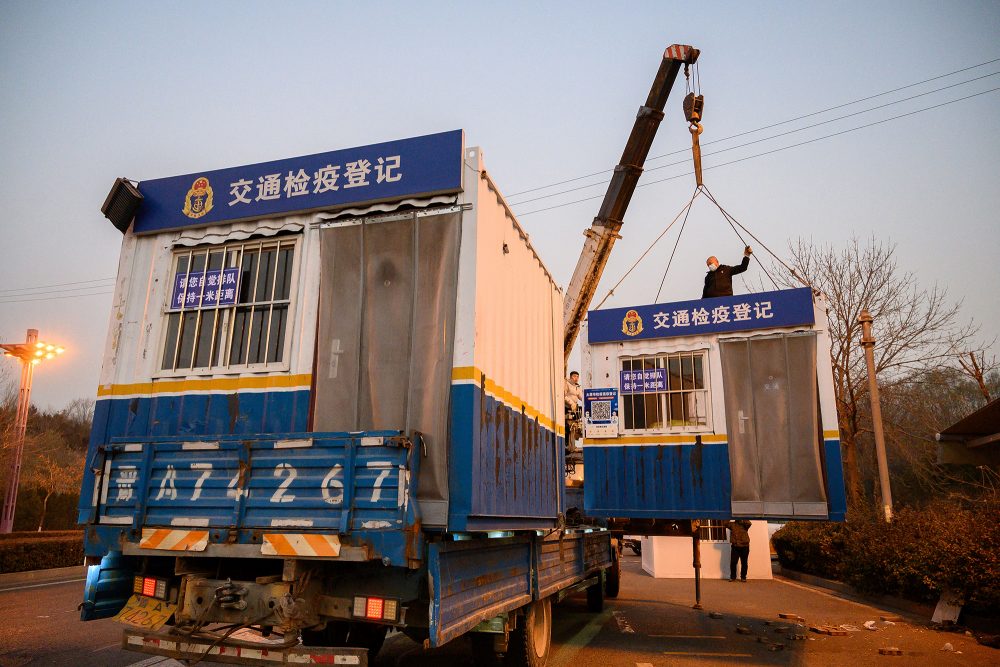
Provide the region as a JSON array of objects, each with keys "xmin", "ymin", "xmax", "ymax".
[
  {"xmin": 702, "ymin": 246, "xmax": 753, "ymax": 298},
  {"xmin": 726, "ymin": 519, "xmax": 752, "ymax": 582}
]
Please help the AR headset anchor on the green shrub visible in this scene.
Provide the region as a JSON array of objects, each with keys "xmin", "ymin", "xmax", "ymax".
[
  {"xmin": 771, "ymin": 520, "xmax": 846, "ymax": 580},
  {"xmin": 773, "ymin": 502, "xmax": 1000, "ymax": 616},
  {"xmin": 0, "ymin": 534, "xmax": 84, "ymax": 574}
]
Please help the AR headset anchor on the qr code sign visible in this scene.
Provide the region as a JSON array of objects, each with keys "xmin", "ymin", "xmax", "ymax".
[{"xmin": 590, "ymin": 400, "xmax": 612, "ymax": 421}]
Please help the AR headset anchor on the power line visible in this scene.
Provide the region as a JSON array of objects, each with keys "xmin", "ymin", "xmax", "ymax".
[
  {"xmin": 505, "ymin": 57, "xmax": 1000, "ymax": 200},
  {"xmin": 0, "ymin": 289, "xmax": 114, "ymax": 305},
  {"xmin": 515, "ymin": 86, "xmax": 1000, "ymax": 217},
  {"xmin": 0, "ymin": 283, "xmax": 118, "ymax": 298},
  {"xmin": 510, "ymin": 70, "xmax": 1000, "ymax": 206},
  {"xmin": 0, "ymin": 276, "xmax": 115, "ymax": 295}
]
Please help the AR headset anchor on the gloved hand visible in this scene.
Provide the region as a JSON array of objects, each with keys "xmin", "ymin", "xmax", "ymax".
[{"xmin": 744, "ymin": 245, "xmax": 753, "ymax": 256}]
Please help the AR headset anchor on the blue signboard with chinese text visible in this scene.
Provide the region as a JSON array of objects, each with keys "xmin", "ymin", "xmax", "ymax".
[
  {"xmin": 588, "ymin": 287, "xmax": 815, "ymax": 344},
  {"xmin": 620, "ymin": 368, "xmax": 666, "ymax": 393},
  {"xmin": 170, "ymin": 268, "xmax": 240, "ymax": 310},
  {"xmin": 584, "ymin": 388, "xmax": 619, "ymax": 439},
  {"xmin": 134, "ymin": 130, "xmax": 464, "ymax": 235}
]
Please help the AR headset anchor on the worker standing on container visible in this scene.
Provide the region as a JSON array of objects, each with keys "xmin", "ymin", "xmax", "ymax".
[
  {"xmin": 726, "ymin": 519, "xmax": 752, "ymax": 582},
  {"xmin": 702, "ymin": 246, "xmax": 753, "ymax": 298}
]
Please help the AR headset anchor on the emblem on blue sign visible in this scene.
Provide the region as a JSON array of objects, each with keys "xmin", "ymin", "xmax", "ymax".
[
  {"xmin": 182, "ymin": 177, "xmax": 214, "ymax": 219},
  {"xmin": 621, "ymin": 309, "xmax": 644, "ymax": 337}
]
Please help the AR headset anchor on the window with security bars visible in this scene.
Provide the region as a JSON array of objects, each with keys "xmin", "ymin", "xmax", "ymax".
[
  {"xmin": 699, "ymin": 520, "xmax": 728, "ymax": 542},
  {"xmin": 161, "ymin": 238, "xmax": 296, "ymax": 372},
  {"xmin": 620, "ymin": 351, "xmax": 709, "ymax": 431}
]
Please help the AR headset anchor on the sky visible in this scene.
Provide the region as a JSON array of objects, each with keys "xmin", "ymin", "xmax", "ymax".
[{"xmin": 1, "ymin": 1, "xmax": 998, "ymax": 410}]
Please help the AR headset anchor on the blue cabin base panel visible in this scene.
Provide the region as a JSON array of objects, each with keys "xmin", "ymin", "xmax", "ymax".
[
  {"xmin": 447, "ymin": 383, "xmax": 564, "ymax": 532},
  {"xmin": 584, "ymin": 442, "xmax": 733, "ymax": 519},
  {"xmin": 583, "ymin": 440, "xmax": 847, "ymax": 521}
]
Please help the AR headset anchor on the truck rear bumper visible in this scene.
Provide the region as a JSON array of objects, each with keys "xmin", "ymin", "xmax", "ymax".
[{"xmin": 123, "ymin": 627, "xmax": 368, "ymax": 665}]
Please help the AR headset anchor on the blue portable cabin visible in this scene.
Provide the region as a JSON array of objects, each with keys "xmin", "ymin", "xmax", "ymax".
[{"xmin": 580, "ymin": 287, "xmax": 847, "ymax": 522}]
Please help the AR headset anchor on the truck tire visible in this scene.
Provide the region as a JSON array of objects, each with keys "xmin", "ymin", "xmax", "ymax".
[
  {"xmin": 605, "ymin": 548, "xmax": 621, "ymax": 599},
  {"xmin": 586, "ymin": 576, "xmax": 604, "ymax": 612},
  {"xmin": 504, "ymin": 597, "xmax": 551, "ymax": 667}
]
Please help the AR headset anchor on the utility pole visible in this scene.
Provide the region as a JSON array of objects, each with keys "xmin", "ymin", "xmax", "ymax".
[
  {"xmin": 859, "ymin": 310, "xmax": 893, "ymax": 523},
  {"xmin": 1, "ymin": 329, "xmax": 65, "ymax": 533}
]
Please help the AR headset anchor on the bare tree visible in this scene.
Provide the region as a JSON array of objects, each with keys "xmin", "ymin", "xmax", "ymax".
[
  {"xmin": 954, "ymin": 348, "xmax": 997, "ymax": 402},
  {"xmin": 23, "ymin": 446, "xmax": 83, "ymax": 531},
  {"xmin": 778, "ymin": 236, "xmax": 977, "ymax": 507}
]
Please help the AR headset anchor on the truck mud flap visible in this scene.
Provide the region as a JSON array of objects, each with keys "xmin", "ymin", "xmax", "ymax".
[
  {"xmin": 123, "ymin": 627, "xmax": 368, "ymax": 666},
  {"xmin": 80, "ymin": 551, "xmax": 136, "ymax": 621}
]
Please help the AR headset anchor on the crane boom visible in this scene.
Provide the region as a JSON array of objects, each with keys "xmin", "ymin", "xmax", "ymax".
[{"xmin": 563, "ymin": 44, "xmax": 700, "ymax": 363}]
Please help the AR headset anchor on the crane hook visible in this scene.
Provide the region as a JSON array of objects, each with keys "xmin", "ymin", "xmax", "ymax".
[
  {"xmin": 683, "ymin": 93, "xmax": 705, "ymax": 187},
  {"xmin": 689, "ymin": 122, "xmax": 704, "ymax": 187}
]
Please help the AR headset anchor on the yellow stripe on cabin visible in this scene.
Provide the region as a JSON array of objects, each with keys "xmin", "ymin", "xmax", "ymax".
[
  {"xmin": 451, "ymin": 366, "xmax": 564, "ymax": 436},
  {"xmin": 97, "ymin": 374, "xmax": 313, "ymax": 397},
  {"xmin": 583, "ymin": 434, "xmax": 729, "ymax": 445}
]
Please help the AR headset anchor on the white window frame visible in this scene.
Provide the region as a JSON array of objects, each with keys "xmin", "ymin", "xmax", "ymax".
[
  {"xmin": 155, "ymin": 235, "xmax": 300, "ymax": 378},
  {"xmin": 618, "ymin": 349, "xmax": 713, "ymax": 434}
]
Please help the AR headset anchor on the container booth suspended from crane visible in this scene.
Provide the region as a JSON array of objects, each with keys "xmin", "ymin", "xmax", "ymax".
[
  {"xmin": 555, "ymin": 43, "xmax": 847, "ymax": 526},
  {"xmin": 578, "ymin": 287, "xmax": 847, "ymax": 522}
]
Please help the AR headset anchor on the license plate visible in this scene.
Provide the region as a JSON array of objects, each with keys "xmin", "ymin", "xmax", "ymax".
[{"xmin": 114, "ymin": 594, "xmax": 177, "ymax": 631}]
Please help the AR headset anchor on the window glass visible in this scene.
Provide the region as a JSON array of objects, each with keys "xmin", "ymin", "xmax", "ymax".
[
  {"xmin": 161, "ymin": 238, "xmax": 297, "ymax": 373},
  {"xmin": 620, "ymin": 351, "xmax": 710, "ymax": 431}
]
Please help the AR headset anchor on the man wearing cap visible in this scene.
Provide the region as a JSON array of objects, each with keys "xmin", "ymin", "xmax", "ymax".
[{"xmin": 703, "ymin": 246, "xmax": 753, "ymax": 298}]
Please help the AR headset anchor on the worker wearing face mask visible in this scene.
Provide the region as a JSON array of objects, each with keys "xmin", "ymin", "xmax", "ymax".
[{"xmin": 702, "ymin": 246, "xmax": 753, "ymax": 298}]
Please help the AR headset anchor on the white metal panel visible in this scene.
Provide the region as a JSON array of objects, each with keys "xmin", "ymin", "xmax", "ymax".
[
  {"xmin": 583, "ymin": 295, "xmax": 839, "ymax": 441},
  {"xmin": 97, "ymin": 215, "xmax": 320, "ymax": 394},
  {"xmin": 456, "ymin": 147, "xmax": 563, "ymax": 433}
]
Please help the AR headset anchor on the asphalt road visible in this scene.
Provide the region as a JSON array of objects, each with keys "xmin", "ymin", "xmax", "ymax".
[{"xmin": 1, "ymin": 555, "xmax": 994, "ymax": 666}]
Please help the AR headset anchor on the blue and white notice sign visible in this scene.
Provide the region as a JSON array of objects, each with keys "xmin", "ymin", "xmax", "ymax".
[
  {"xmin": 170, "ymin": 268, "xmax": 240, "ymax": 310},
  {"xmin": 620, "ymin": 368, "xmax": 666, "ymax": 394},
  {"xmin": 133, "ymin": 130, "xmax": 464, "ymax": 235},
  {"xmin": 588, "ymin": 287, "xmax": 815, "ymax": 344},
  {"xmin": 584, "ymin": 388, "xmax": 619, "ymax": 439}
]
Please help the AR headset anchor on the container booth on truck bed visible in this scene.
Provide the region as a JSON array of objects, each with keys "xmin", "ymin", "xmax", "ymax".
[
  {"xmin": 580, "ymin": 287, "xmax": 847, "ymax": 521},
  {"xmin": 81, "ymin": 131, "xmax": 610, "ymax": 665}
]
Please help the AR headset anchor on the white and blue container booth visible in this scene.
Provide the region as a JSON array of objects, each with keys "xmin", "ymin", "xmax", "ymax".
[{"xmin": 580, "ymin": 287, "xmax": 847, "ymax": 522}]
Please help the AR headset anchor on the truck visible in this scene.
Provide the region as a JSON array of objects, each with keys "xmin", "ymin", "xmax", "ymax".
[
  {"xmin": 80, "ymin": 45, "xmax": 705, "ymax": 667},
  {"xmin": 79, "ymin": 45, "xmax": 843, "ymax": 667}
]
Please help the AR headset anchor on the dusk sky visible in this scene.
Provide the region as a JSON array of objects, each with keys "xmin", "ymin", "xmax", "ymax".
[{"xmin": 1, "ymin": 1, "xmax": 998, "ymax": 410}]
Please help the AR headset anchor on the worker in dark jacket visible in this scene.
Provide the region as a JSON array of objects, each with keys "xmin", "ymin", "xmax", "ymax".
[
  {"xmin": 726, "ymin": 519, "xmax": 752, "ymax": 582},
  {"xmin": 702, "ymin": 246, "xmax": 753, "ymax": 298}
]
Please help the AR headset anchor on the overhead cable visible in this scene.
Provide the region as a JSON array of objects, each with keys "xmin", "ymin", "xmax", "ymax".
[
  {"xmin": 509, "ymin": 71, "xmax": 1000, "ymax": 206},
  {"xmin": 517, "ymin": 86, "xmax": 1000, "ymax": 217},
  {"xmin": 505, "ymin": 57, "xmax": 1000, "ymax": 201}
]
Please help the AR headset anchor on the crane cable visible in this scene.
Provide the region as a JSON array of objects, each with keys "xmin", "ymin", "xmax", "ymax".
[
  {"xmin": 700, "ymin": 185, "xmax": 811, "ymax": 290},
  {"xmin": 593, "ymin": 187, "xmax": 702, "ymax": 310},
  {"xmin": 595, "ymin": 181, "xmax": 811, "ymax": 310}
]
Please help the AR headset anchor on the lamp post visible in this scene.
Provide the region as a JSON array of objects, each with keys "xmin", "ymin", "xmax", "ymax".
[{"xmin": 1, "ymin": 329, "xmax": 66, "ymax": 533}]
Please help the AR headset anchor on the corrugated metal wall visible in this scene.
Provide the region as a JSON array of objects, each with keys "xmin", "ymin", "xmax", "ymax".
[{"xmin": 447, "ymin": 149, "xmax": 564, "ymax": 530}]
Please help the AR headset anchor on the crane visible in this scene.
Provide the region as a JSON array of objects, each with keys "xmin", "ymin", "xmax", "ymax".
[{"xmin": 562, "ymin": 44, "xmax": 700, "ymax": 363}]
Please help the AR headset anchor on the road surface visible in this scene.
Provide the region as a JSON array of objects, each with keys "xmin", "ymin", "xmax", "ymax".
[{"xmin": 1, "ymin": 555, "xmax": 993, "ymax": 666}]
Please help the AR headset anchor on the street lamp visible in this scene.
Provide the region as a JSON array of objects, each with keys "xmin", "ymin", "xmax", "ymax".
[{"xmin": 0, "ymin": 329, "xmax": 66, "ymax": 533}]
